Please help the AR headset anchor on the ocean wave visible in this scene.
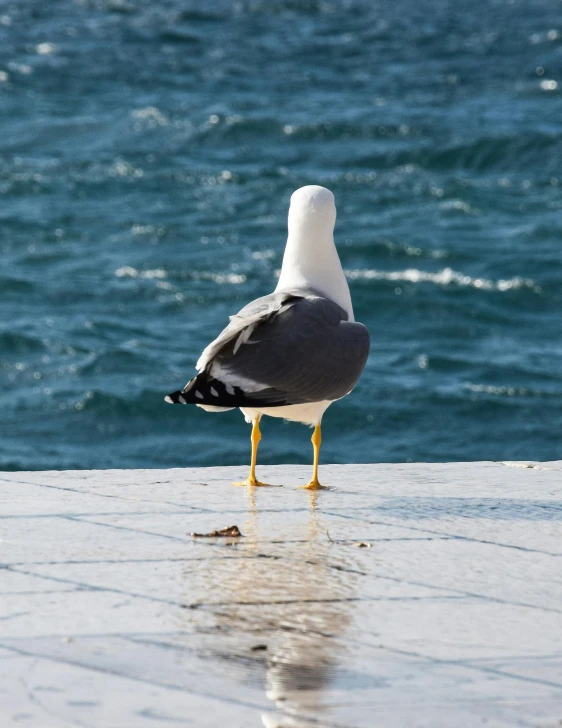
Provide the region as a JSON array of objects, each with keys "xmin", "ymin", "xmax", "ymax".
[
  {"xmin": 192, "ymin": 272, "xmax": 248, "ymax": 285},
  {"xmin": 0, "ymin": 331, "xmax": 46, "ymax": 356},
  {"xmin": 131, "ymin": 106, "xmax": 169, "ymax": 128},
  {"xmin": 114, "ymin": 263, "xmax": 538, "ymax": 294},
  {"xmin": 0, "ymin": 277, "xmax": 36, "ymax": 295},
  {"xmin": 344, "ymin": 267, "xmax": 541, "ymax": 292},
  {"xmin": 115, "ymin": 266, "xmax": 167, "ymax": 279},
  {"xmin": 78, "ymin": 350, "xmax": 158, "ymax": 376},
  {"xmin": 10, "ymin": 388, "xmax": 173, "ymax": 419},
  {"xmin": 464, "ymin": 383, "xmax": 561, "ymax": 399},
  {"xmin": 195, "ymin": 118, "xmax": 562, "ymax": 174},
  {"xmin": 350, "ymin": 131, "xmax": 562, "ymax": 172},
  {"xmin": 114, "ymin": 267, "xmax": 247, "ymax": 285}
]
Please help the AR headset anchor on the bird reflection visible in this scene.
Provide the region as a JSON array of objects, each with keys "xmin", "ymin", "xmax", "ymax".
[{"xmin": 199, "ymin": 488, "xmax": 359, "ymax": 727}]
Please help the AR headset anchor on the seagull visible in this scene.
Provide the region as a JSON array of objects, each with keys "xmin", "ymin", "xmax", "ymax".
[{"xmin": 165, "ymin": 185, "xmax": 370, "ymax": 489}]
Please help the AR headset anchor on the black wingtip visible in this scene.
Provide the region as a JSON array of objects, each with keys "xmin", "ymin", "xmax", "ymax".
[
  {"xmin": 164, "ymin": 390, "xmax": 186, "ymax": 404},
  {"xmin": 165, "ymin": 375, "xmax": 289, "ymax": 408}
]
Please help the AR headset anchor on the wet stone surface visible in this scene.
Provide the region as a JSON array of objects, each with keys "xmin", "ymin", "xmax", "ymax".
[{"xmin": 1, "ymin": 462, "xmax": 561, "ymax": 728}]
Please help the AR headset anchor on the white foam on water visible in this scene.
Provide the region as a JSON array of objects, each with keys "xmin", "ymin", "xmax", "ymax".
[
  {"xmin": 465, "ymin": 383, "xmax": 532, "ymax": 396},
  {"xmin": 198, "ymin": 272, "xmax": 247, "ymax": 285},
  {"xmin": 115, "ymin": 267, "xmax": 247, "ymax": 285},
  {"xmin": 115, "ymin": 266, "xmax": 167, "ymax": 279},
  {"xmin": 344, "ymin": 267, "xmax": 540, "ymax": 292},
  {"xmin": 131, "ymin": 106, "xmax": 169, "ymax": 127}
]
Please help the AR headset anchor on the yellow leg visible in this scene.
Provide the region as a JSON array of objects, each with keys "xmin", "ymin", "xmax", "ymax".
[
  {"xmin": 233, "ymin": 418, "xmax": 272, "ymax": 487},
  {"xmin": 301, "ymin": 424, "xmax": 326, "ymax": 490}
]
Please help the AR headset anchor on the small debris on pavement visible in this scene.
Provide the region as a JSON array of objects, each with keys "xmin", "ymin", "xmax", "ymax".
[
  {"xmin": 354, "ymin": 541, "xmax": 372, "ymax": 548},
  {"xmin": 191, "ymin": 525, "xmax": 243, "ymax": 538}
]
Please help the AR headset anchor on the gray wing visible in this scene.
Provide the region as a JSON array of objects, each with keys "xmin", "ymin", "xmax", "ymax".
[
  {"xmin": 196, "ymin": 291, "xmax": 299, "ymax": 372},
  {"xmin": 209, "ymin": 294, "xmax": 370, "ymax": 404}
]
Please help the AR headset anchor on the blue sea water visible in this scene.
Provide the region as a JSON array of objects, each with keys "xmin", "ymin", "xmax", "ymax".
[{"xmin": 1, "ymin": 0, "xmax": 561, "ymax": 471}]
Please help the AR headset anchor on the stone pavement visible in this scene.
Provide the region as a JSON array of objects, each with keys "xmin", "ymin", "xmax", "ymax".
[{"xmin": 1, "ymin": 462, "xmax": 561, "ymax": 728}]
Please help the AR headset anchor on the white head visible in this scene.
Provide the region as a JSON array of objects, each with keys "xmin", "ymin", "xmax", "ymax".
[
  {"xmin": 288, "ymin": 185, "xmax": 336, "ymax": 241},
  {"xmin": 276, "ymin": 185, "xmax": 354, "ymax": 320}
]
